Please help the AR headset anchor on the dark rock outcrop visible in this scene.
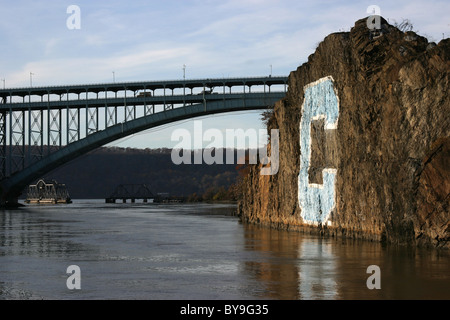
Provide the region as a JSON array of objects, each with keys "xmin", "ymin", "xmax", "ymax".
[{"xmin": 238, "ymin": 17, "xmax": 449, "ymax": 249}]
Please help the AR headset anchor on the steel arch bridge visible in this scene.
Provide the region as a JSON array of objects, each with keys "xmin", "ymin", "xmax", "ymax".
[{"xmin": 0, "ymin": 76, "xmax": 288, "ymax": 206}]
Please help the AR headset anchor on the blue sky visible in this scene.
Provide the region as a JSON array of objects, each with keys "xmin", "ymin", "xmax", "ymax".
[{"xmin": 0, "ymin": 0, "xmax": 448, "ymax": 148}]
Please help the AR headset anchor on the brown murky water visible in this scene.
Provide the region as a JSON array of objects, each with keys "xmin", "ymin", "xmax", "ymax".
[{"xmin": 1, "ymin": 200, "xmax": 449, "ymax": 300}]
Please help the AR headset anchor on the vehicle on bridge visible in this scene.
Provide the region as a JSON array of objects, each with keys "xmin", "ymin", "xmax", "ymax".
[
  {"xmin": 198, "ymin": 90, "xmax": 217, "ymax": 95},
  {"xmin": 137, "ymin": 91, "xmax": 152, "ymax": 97}
]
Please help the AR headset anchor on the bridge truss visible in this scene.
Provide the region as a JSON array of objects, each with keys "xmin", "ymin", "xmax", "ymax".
[{"xmin": 0, "ymin": 76, "xmax": 287, "ymax": 204}]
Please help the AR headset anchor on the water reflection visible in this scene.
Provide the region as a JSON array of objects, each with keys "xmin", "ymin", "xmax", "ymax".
[
  {"xmin": 1, "ymin": 202, "xmax": 449, "ymax": 300},
  {"xmin": 242, "ymin": 223, "xmax": 450, "ymax": 300},
  {"xmin": 298, "ymin": 240, "xmax": 337, "ymax": 299},
  {"xmin": 0, "ymin": 209, "xmax": 91, "ymax": 258},
  {"xmin": 242, "ymin": 224, "xmax": 338, "ymax": 299},
  {"xmin": 242, "ymin": 223, "xmax": 298, "ymax": 299}
]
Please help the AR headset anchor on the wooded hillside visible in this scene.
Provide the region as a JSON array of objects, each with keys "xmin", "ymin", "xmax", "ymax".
[{"xmin": 36, "ymin": 147, "xmax": 249, "ymax": 201}]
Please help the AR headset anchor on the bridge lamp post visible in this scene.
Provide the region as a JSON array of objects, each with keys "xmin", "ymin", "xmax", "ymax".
[
  {"xmin": 2, "ymin": 79, "xmax": 5, "ymax": 89},
  {"xmin": 30, "ymin": 72, "xmax": 34, "ymax": 87},
  {"xmin": 183, "ymin": 64, "xmax": 186, "ymax": 103},
  {"xmin": 112, "ymin": 71, "xmax": 115, "ymax": 83}
]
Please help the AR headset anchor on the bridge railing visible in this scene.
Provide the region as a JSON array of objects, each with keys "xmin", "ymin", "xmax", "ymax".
[{"xmin": 0, "ymin": 75, "xmax": 288, "ymax": 93}]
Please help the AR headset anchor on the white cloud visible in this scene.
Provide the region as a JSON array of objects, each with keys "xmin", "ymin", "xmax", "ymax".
[
  {"xmin": 5, "ymin": 43, "xmax": 198, "ymax": 87},
  {"xmin": 1, "ymin": 0, "xmax": 448, "ymax": 148}
]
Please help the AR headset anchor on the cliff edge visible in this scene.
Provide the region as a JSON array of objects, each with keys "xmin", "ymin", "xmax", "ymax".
[{"xmin": 238, "ymin": 17, "xmax": 449, "ymax": 249}]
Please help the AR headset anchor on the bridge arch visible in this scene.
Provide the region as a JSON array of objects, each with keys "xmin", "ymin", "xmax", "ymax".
[{"xmin": 0, "ymin": 96, "xmax": 283, "ymax": 205}]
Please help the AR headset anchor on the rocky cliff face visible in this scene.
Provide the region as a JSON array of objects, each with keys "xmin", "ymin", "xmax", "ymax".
[{"xmin": 238, "ymin": 17, "xmax": 449, "ymax": 249}]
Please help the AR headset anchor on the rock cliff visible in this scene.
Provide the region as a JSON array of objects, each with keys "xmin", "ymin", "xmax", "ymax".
[{"xmin": 238, "ymin": 17, "xmax": 449, "ymax": 249}]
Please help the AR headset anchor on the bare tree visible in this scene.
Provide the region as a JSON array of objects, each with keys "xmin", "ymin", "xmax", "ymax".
[
  {"xmin": 261, "ymin": 109, "xmax": 274, "ymax": 127},
  {"xmin": 393, "ymin": 18, "xmax": 415, "ymax": 32}
]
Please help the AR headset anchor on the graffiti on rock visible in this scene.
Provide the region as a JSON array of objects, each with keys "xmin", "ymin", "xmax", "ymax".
[{"xmin": 298, "ymin": 76, "xmax": 339, "ymax": 225}]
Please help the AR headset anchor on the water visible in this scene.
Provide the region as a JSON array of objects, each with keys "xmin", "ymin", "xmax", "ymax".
[{"xmin": 0, "ymin": 200, "xmax": 449, "ymax": 300}]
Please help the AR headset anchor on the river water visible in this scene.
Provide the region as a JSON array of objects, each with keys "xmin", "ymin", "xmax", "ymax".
[{"xmin": 0, "ymin": 200, "xmax": 449, "ymax": 300}]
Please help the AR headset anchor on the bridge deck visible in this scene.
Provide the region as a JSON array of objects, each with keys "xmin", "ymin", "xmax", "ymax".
[
  {"xmin": 0, "ymin": 76, "xmax": 288, "ymax": 97},
  {"xmin": 0, "ymin": 76, "xmax": 289, "ymax": 205},
  {"xmin": 0, "ymin": 92, "xmax": 284, "ymax": 111}
]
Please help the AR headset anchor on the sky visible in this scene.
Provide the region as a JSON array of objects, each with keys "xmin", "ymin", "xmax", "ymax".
[{"xmin": 0, "ymin": 0, "xmax": 448, "ymax": 149}]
